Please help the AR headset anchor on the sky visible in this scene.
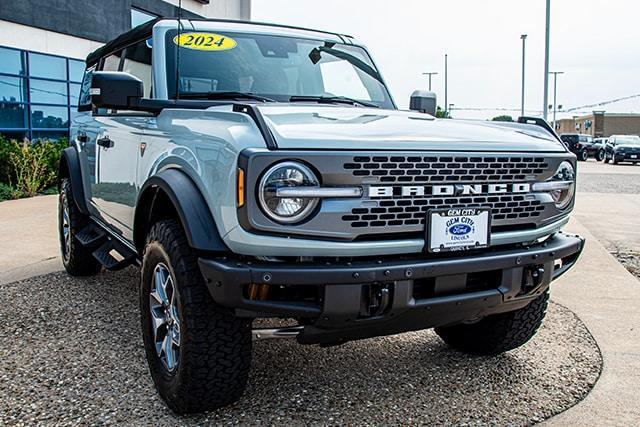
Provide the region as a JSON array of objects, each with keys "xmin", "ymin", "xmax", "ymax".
[{"xmin": 252, "ymin": 0, "xmax": 640, "ymax": 120}]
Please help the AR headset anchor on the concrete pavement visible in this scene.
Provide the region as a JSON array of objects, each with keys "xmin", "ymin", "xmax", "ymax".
[{"xmin": 0, "ymin": 195, "xmax": 62, "ymax": 284}]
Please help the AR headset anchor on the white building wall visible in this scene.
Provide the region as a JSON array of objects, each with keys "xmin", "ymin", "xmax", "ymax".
[
  {"xmin": 0, "ymin": 19, "xmax": 104, "ymax": 59},
  {"xmin": 163, "ymin": 0, "xmax": 251, "ymax": 20},
  {"xmin": 0, "ymin": 0, "xmax": 249, "ymax": 59}
]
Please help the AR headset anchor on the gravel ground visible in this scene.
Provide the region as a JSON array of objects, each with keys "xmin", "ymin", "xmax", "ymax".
[
  {"xmin": 1, "ymin": 269, "xmax": 601, "ymax": 426},
  {"xmin": 611, "ymin": 249, "xmax": 640, "ymax": 280}
]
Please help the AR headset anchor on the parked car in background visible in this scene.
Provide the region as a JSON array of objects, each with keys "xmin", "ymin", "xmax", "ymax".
[
  {"xmin": 592, "ymin": 137, "xmax": 607, "ymax": 161},
  {"xmin": 560, "ymin": 134, "xmax": 593, "ymax": 161},
  {"xmin": 604, "ymin": 135, "xmax": 640, "ymax": 164}
]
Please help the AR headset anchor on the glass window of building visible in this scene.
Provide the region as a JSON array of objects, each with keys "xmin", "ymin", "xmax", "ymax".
[
  {"xmin": 0, "ymin": 47, "xmax": 26, "ymax": 75},
  {"xmin": 0, "ymin": 45, "xmax": 85, "ymax": 141},
  {"xmin": 29, "ymin": 52, "xmax": 67, "ymax": 80},
  {"xmin": 131, "ymin": 8, "xmax": 157, "ymax": 28}
]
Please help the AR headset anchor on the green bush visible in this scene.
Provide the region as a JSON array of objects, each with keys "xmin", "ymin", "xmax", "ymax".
[
  {"xmin": 0, "ymin": 136, "xmax": 67, "ymax": 198},
  {"xmin": 0, "ymin": 183, "xmax": 18, "ymax": 202}
]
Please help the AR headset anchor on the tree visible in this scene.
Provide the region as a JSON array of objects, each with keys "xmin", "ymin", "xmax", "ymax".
[
  {"xmin": 435, "ymin": 106, "xmax": 451, "ymax": 119},
  {"xmin": 491, "ymin": 115, "xmax": 514, "ymax": 122}
]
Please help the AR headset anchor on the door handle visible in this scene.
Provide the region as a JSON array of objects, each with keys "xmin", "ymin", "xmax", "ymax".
[
  {"xmin": 77, "ymin": 134, "xmax": 88, "ymax": 143},
  {"xmin": 97, "ymin": 137, "xmax": 114, "ymax": 148}
]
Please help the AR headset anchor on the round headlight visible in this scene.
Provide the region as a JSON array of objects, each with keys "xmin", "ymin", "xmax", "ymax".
[
  {"xmin": 258, "ymin": 161, "xmax": 320, "ymax": 224},
  {"xmin": 550, "ymin": 161, "xmax": 575, "ymax": 209}
]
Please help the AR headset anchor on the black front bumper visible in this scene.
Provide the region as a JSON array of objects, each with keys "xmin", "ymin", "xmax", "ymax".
[{"xmin": 199, "ymin": 232, "xmax": 584, "ymax": 345}]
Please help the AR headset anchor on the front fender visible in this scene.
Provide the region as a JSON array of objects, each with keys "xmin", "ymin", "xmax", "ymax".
[{"xmin": 134, "ymin": 169, "xmax": 228, "ymax": 253}]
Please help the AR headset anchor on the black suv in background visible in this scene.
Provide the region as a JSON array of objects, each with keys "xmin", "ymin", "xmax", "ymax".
[
  {"xmin": 560, "ymin": 134, "xmax": 596, "ymax": 161},
  {"xmin": 604, "ymin": 135, "xmax": 640, "ymax": 164}
]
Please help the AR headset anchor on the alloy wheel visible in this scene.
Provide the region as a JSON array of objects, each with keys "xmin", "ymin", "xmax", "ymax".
[
  {"xmin": 149, "ymin": 262, "xmax": 181, "ymax": 372},
  {"xmin": 61, "ymin": 192, "xmax": 71, "ymax": 261}
]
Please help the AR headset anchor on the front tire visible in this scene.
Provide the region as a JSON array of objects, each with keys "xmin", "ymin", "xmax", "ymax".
[
  {"xmin": 435, "ymin": 291, "xmax": 549, "ymax": 355},
  {"xmin": 58, "ymin": 178, "xmax": 102, "ymax": 276},
  {"xmin": 596, "ymin": 150, "xmax": 605, "ymax": 162},
  {"xmin": 604, "ymin": 153, "xmax": 610, "ymax": 164},
  {"xmin": 579, "ymin": 150, "xmax": 588, "ymax": 161},
  {"xmin": 140, "ymin": 220, "xmax": 252, "ymax": 414}
]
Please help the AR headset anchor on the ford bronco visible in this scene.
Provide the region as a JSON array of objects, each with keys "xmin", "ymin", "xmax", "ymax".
[{"xmin": 58, "ymin": 18, "xmax": 584, "ymax": 413}]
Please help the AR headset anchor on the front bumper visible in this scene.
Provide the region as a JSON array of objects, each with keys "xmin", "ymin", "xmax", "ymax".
[
  {"xmin": 614, "ymin": 152, "xmax": 640, "ymax": 162},
  {"xmin": 199, "ymin": 232, "xmax": 584, "ymax": 345}
]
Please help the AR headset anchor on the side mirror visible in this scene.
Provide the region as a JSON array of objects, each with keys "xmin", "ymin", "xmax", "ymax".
[
  {"xmin": 91, "ymin": 71, "xmax": 143, "ymax": 110},
  {"xmin": 409, "ymin": 90, "xmax": 437, "ymax": 116}
]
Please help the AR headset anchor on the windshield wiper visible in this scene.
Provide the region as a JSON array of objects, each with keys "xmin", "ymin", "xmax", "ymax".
[
  {"xmin": 289, "ymin": 95, "xmax": 379, "ymax": 108},
  {"xmin": 178, "ymin": 91, "xmax": 276, "ymax": 102}
]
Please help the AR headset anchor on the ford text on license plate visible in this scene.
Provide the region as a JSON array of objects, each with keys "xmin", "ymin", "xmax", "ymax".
[{"xmin": 427, "ymin": 208, "xmax": 491, "ymax": 253}]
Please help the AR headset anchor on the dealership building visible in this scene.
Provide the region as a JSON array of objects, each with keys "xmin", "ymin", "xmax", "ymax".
[
  {"xmin": 555, "ymin": 111, "xmax": 640, "ymax": 138},
  {"xmin": 0, "ymin": 0, "xmax": 250, "ymax": 141}
]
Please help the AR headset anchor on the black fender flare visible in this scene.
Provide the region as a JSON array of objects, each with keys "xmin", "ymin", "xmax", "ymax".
[
  {"xmin": 58, "ymin": 147, "xmax": 89, "ymax": 214},
  {"xmin": 134, "ymin": 169, "xmax": 228, "ymax": 253}
]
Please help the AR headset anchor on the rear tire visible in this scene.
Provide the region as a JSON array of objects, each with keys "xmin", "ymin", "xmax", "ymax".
[
  {"xmin": 58, "ymin": 178, "xmax": 102, "ymax": 276},
  {"xmin": 140, "ymin": 220, "xmax": 252, "ymax": 414},
  {"xmin": 435, "ymin": 291, "xmax": 549, "ymax": 355}
]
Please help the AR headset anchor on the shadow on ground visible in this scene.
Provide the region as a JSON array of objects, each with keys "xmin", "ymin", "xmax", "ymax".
[{"xmin": 0, "ymin": 268, "xmax": 601, "ymax": 425}]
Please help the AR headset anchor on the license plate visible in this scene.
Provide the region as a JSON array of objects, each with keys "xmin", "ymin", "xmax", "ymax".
[
  {"xmin": 631, "ymin": 155, "xmax": 638, "ymax": 159},
  {"xmin": 427, "ymin": 208, "xmax": 491, "ymax": 253}
]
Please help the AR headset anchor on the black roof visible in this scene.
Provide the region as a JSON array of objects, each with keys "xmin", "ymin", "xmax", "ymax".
[
  {"xmin": 86, "ymin": 18, "xmax": 160, "ymax": 65},
  {"xmin": 85, "ymin": 18, "xmax": 353, "ymax": 65}
]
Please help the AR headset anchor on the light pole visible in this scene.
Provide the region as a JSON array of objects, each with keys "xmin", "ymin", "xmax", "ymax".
[
  {"xmin": 422, "ymin": 72, "xmax": 438, "ymax": 91},
  {"xmin": 549, "ymin": 71, "xmax": 564, "ymax": 130},
  {"xmin": 520, "ymin": 34, "xmax": 527, "ymax": 118},
  {"xmin": 444, "ymin": 54, "xmax": 448, "ymax": 117},
  {"xmin": 543, "ymin": 0, "xmax": 551, "ymax": 120}
]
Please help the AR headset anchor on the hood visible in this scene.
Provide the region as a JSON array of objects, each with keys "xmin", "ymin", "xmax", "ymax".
[
  {"xmin": 257, "ymin": 104, "xmax": 567, "ymax": 152},
  {"xmin": 616, "ymin": 144, "xmax": 640, "ymax": 149}
]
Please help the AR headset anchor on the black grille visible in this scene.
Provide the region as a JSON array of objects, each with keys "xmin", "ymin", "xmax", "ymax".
[
  {"xmin": 342, "ymin": 195, "xmax": 544, "ymax": 229},
  {"xmin": 344, "ymin": 155, "xmax": 549, "ymax": 183},
  {"xmin": 341, "ymin": 155, "xmax": 548, "ymax": 230}
]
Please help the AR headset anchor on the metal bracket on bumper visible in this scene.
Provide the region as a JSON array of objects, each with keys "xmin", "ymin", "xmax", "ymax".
[{"xmin": 198, "ymin": 232, "xmax": 584, "ymax": 345}]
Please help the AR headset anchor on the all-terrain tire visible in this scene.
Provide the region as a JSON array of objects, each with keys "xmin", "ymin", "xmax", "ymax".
[
  {"xmin": 596, "ymin": 149, "xmax": 605, "ymax": 162},
  {"xmin": 579, "ymin": 150, "xmax": 588, "ymax": 161},
  {"xmin": 58, "ymin": 178, "xmax": 102, "ymax": 276},
  {"xmin": 140, "ymin": 219, "xmax": 252, "ymax": 414},
  {"xmin": 435, "ymin": 291, "xmax": 549, "ymax": 355}
]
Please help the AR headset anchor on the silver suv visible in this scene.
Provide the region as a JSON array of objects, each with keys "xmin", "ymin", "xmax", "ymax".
[{"xmin": 58, "ymin": 18, "xmax": 584, "ymax": 413}]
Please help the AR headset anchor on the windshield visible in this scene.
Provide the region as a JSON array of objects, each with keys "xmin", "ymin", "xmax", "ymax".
[
  {"xmin": 616, "ymin": 136, "xmax": 640, "ymax": 145},
  {"xmin": 165, "ymin": 29, "xmax": 395, "ymax": 108}
]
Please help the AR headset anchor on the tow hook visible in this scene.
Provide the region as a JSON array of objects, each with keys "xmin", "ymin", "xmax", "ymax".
[
  {"xmin": 522, "ymin": 265, "xmax": 545, "ymax": 294},
  {"xmin": 360, "ymin": 283, "xmax": 392, "ymax": 317}
]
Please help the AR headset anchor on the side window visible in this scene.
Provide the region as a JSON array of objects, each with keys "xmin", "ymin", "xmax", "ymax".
[
  {"xmin": 122, "ymin": 39, "xmax": 152, "ymax": 97},
  {"xmin": 102, "ymin": 50, "xmax": 124, "ymax": 72},
  {"xmin": 78, "ymin": 65, "xmax": 96, "ymax": 111}
]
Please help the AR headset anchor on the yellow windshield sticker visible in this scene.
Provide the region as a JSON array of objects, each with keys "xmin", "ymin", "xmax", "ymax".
[{"xmin": 173, "ymin": 32, "xmax": 237, "ymax": 51}]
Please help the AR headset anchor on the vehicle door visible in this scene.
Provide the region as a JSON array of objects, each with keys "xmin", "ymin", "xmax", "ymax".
[
  {"xmin": 89, "ymin": 40, "xmax": 153, "ymax": 241},
  {"xmin": 605, "ymin": 137, "xmax": 615, "ymax": 157}
]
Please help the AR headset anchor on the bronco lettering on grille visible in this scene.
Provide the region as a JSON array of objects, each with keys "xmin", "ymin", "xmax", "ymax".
[{"xmin": 367, "ymin": 183, "xmax": 532, "ymax": 198}]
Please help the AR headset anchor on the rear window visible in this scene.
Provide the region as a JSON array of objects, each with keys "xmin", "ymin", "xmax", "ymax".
[{"xmin": 561, "ymin": 135, "xmax": 578, "ymax": 143}]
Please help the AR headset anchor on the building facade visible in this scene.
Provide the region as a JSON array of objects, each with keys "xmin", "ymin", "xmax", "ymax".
[
  {"xmin": 555, "ymin": 111, "xmax": 640, "ymax": 138},
  {"xmin": 0, "ymin": 0, "xmax": 250, "ymax": 141}
]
